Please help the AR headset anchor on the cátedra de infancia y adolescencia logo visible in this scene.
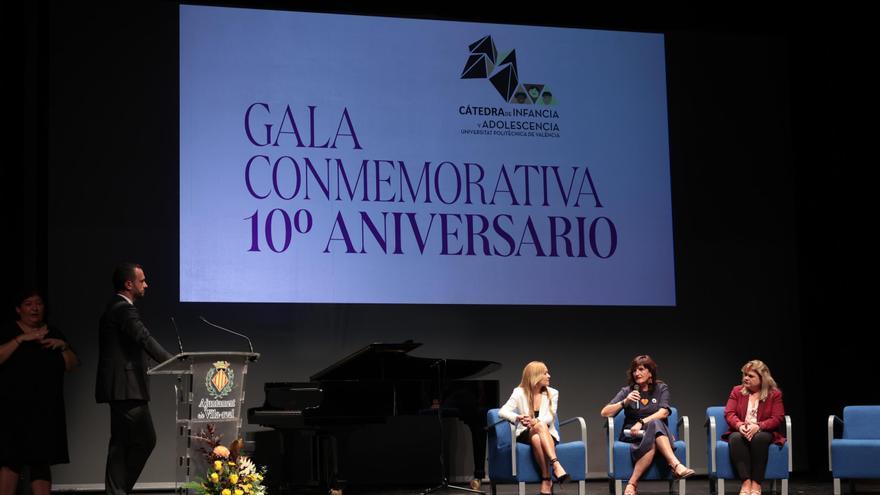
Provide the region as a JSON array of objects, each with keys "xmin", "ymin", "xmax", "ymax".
[{"xmin": 459, "ymin": 35, "xmax": 560, "ymax": 138}]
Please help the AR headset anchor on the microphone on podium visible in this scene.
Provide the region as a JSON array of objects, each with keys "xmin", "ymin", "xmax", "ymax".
[
  {"xmin": 199, "ymin": 316, "xmax": 255, "ymax": 354},
  {"xmin": 170, "ymin": 316, "xmax": 185, "ymax": 355}
]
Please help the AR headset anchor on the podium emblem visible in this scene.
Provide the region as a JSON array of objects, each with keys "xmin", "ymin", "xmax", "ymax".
[{"xmin": 206, "ymin": 360, "xmax": 235, "ymax": 399}]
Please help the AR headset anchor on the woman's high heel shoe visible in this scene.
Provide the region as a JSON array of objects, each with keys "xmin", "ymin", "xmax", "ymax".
[
  {"xmin": 549, "ymin": 458, "xmax": 569, "ymax": 484},
  {"xmin": 539, "ymin": 477, "xmax": 552, "ymax": 495},
  {"xmin": 671, "ymin": 461, "xmax": 695, "ymax": 479}
]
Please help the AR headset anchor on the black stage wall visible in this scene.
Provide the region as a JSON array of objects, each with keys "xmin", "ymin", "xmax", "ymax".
[{"xmin": 8, "ymin": 1, "xmax": 876, "ymax": 486}]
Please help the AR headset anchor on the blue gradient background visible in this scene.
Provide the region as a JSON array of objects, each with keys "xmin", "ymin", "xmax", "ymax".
[{"xmin": 180, "ymin": 5, "xmax": 674, "ymax": 305}]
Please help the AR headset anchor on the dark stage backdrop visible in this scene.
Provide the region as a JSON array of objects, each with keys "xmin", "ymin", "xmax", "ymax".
[{"xmin": 26, "ymin": 0, "xmax": 855, "ymax": 486}]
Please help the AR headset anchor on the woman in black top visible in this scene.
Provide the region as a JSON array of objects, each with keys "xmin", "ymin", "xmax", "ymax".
[
  {"xmin": 601, "ymin": 355, "xmax": 693, "ymax": 495},
  {"xmin": 0, "ymin": 289, "xmax": 78, "ymax": 495}
]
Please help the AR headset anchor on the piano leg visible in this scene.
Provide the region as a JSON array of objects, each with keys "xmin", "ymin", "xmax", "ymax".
[
  {"xmin": 461, "ymin": 413, "xmax": 487, "ymax": 482},
  {"xmin": 319, "ymin": 431, "xmax": 340, "ymax": 492}
]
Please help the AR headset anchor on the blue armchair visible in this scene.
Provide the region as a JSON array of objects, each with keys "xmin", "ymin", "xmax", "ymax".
[
  {"xmin": 706, "ymin": 406, "xmax": 791, "ymax": 494},
  {"xmin": 486, "ymin": 408, "xmax": 587, "ymax": 495},
  {"xmin": 605, "ymin": 407, "xmax": 689, "ymax": 495},
  {"xmin": 828, "ymin": 405, "xmax": 880, "ymax": 495}
]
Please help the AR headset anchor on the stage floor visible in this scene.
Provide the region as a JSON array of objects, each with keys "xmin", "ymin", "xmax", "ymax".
[
  {"xmin": 346, "ymin": 477, "xmax": 880, "ymax": 495},
  {"xmin": 48, "ymin": 477, "xmax": 880, "ymax": 494}
]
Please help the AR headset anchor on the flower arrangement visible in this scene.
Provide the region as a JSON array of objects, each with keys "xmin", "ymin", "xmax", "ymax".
[{"xmin": 183, "ymin": 424, "xmax": 267, "ymax": 495}]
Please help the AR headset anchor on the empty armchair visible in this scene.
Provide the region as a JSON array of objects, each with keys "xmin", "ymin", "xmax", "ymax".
[
  {"xmin": 486, "ymin": 408, "xmax": 587, "ymax": 495},
  {"xmin": 828, "ymin": 405, "xmax": 880, "ymax": 494},
  {"xmin": 706, "ymin": 406, "xmax": 791, "ymax": 494}
]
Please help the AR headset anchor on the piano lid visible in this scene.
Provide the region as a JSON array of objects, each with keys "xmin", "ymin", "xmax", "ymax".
[{"xmin": 309, "ymin": 340, "xmax": 500, "ymax": 382}]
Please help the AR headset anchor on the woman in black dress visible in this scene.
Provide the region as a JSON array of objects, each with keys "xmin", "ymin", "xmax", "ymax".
[
  {"xmin": 0, "ymin": 289, "xmax": 78, "ymax": 495},
  {"xmin": 601, "ymin": 355, "xmax": 693, "ymax": 495}
]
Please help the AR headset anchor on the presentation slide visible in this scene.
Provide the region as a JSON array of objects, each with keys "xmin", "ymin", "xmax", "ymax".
[{"xmin": 180, "ymin": 5, "xmax": 675, "ymax": 305}]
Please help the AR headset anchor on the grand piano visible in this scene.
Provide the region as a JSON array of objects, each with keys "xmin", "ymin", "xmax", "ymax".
[{"xmin": 248, "ymin": 341, "xmax": 500, "ymax": 492}]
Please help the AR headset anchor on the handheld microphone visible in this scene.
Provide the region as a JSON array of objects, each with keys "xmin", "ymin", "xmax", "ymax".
[
  {"xmin": 170, "ymin": 316, "xmax": 184, "ymax": 355},
  {"xmin": 199, "ymin": 316, "xmax": 255, "ymax": 354},
  {"xmin": 632, "ymin": 384, "xmax": 641, "ymax": 410},
  {"xmin": 623, "ymin": 428, "xmax": 645, "ymax": 439}
]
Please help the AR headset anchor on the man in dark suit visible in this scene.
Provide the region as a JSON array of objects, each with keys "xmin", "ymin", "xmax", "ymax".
[{"xmin": 96, "ymin": 263, "xmax": 173, "ymax": 495}]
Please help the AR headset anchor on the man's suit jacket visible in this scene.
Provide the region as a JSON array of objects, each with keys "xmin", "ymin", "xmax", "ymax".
[
  {"xmin": 498, "ymin": 386, "xmax": 561, "ymax": 442},
  {"xmin": 722, "ymin": 384, "xmax": 786, "ymax": 446},
  {"xmin": 95, "ymin": 295, "xmax": 173, "ymax": 403}
]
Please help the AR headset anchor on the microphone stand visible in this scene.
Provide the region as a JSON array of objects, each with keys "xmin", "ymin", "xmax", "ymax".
[
  {"xmin": 421, "ymin": 359, "xmax": 484, "ymax": 495},
  {"xmin": 170, "ymin": 317, "xmax": 185, "ymax": 355},
  {"xmin": 199, "ymin": 316, "xmax": 257, "ymax": 360}
]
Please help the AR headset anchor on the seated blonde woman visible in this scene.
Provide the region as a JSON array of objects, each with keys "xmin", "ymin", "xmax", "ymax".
[
  {"xmin": 498, "ymin": 361, "xmax": 569, "ymax": 495},
  {"xmin": 722, "ymin": 360, "xmax": 786, "ymax": 495}
]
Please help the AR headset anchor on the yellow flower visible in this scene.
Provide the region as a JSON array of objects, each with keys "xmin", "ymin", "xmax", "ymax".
[
  {"xmin": 214, "ymin": 460, "xmax": 224, "ymax": 471},
  {"xmin": 229, "ymin": 474, "xmax": 239, "ymax": 484},
  {"xmin": 210, "ymin": 473, "xmax": 220, "ymax": 483},
  {"xmin": 235, "ymin": 489, "xmax": 244, "ymax": 495},
  {"xmin": 213, "ymin": 445, "xmax": 231, "ymax": 458},
  {"xmin": 221, "ymin": 490, "xmax": 231, "ymax": 495},
  {"xmin": 244, "ymin": 484, "xmax": 252, "ymax": 493}
]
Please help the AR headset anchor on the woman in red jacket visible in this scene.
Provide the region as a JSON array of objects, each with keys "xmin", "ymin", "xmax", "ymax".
[{"xmin": 723, "ymin": 360, "xmax": 785, "ymax": 495}]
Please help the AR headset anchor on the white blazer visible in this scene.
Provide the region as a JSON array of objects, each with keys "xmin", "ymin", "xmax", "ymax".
[{"xmin": 498, "ymin": 386, "xmax": 560, "ymax": 442}]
